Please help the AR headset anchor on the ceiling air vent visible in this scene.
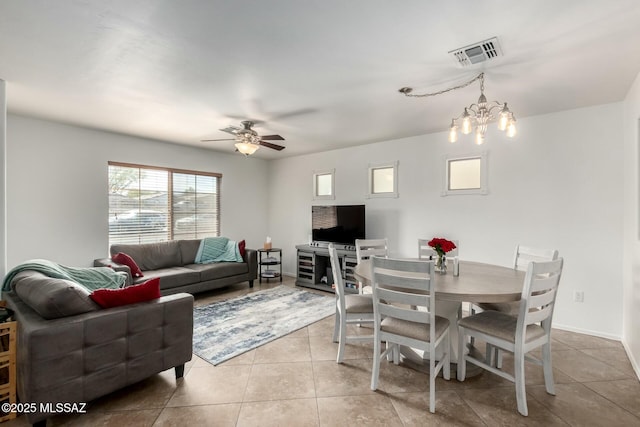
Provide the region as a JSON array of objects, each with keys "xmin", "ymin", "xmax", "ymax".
[{"xmin": 448, "ymin": 37, "xmax": 503, "ymax": 67}]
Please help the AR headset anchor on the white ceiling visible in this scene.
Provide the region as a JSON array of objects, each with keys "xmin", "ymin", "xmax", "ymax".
[{"xmin": 1, "ymin": 1, "xmax": 640, "ymax": 159}]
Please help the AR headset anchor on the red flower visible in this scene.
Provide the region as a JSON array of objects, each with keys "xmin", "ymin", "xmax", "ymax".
[{"xmin": 428, "ymin": 238, "xmax": 457, "ymax": 256}]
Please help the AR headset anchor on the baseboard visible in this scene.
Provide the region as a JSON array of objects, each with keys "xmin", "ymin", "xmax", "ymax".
[
  {"xmin": 621, "ymin": 339, "xmax": 640, "ymax": 380},
  {"xmin": 551, "ymin": 322, "xmax": 621, "ymax": 341}
]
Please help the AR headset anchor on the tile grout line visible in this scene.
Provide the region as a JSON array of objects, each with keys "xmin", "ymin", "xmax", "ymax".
[{"xmin": 580, "ymin": 380, "xmax": 640, "ymax": 422}]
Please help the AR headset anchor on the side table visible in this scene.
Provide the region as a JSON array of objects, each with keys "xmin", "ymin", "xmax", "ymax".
[{"xmin": 258, "ymin": 248, "xmax": 282, "ymax": 283}]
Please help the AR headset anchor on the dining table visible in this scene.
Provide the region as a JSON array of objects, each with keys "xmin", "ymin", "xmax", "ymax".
[{"xmin": 354, "ymin": 258, "xmax": 525, "ymax": 371}]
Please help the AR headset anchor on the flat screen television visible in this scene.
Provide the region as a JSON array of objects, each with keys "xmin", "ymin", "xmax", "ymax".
[{"xmin": 312, "ymin": 204, "xmax": 365, "ymax": 245}]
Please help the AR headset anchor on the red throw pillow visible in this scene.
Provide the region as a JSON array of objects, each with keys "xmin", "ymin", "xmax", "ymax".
[
  {"xmin": 90, "ymin": 278, "xmax": 161, "ymax": 309},
  {"xmin": 112, "ymin": 252, "xmax": 144, "ymax": 278},
  {"xmin": 238, "ymin": 240, "xmax": 246, "ymax": 258}
]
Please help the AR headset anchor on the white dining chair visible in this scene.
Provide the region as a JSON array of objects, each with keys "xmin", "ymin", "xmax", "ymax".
[
  {"xmin": 457, "ymin": 258, "xmax": 564, "ymax": 416},
  {"xmin": 417, "ymin": 238, "xmax": 437, "ymax": 259},
  {"xmin": 370, "ymin": 256, "xmax": 451, "ymax": 413},
  {"xmin": 355, "ymin": 238, "xmax": 388, "ymax": 294},
  {"xmin": 328, "ymin": 244, "xmax": 374, "ymax": 363},
  {"xmin": 475, "ymin": 245, "xmax": 559, "ymax": 315},
  {"xmin": 470, "ymin": 245, "xmax": 559, "ymax": 362}
]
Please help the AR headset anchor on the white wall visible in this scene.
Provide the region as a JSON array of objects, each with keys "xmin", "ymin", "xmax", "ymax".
[
  {"xmin": 6, "ymin": 114, "xmax": 269, "ymax": 268},
  {"xmin": 622, "ymin": 71, "xmax": 640, "ymax": 377},
  {"xmin": 0, "ymin": 81, "xmax": 6, "ymax": 278},
  {"xmin": 5, "ymin": 103, "xmax": 629, "ymax": 340},
  {"xmin": 269, "ymin": 103, "xmax": 624, "ymax": 338}
]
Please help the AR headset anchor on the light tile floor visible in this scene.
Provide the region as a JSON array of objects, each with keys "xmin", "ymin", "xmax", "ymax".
[{"xmin": 5, "ymin": 276, "xmax": 640, "ymax": 426}]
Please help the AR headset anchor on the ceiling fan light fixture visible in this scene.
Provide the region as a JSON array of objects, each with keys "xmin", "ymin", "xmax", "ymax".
[
  {"xmin": 205, "ymin": 120, "xmax": 286, "ymax": 153},
  {"xmin": 235, "ymin": 141, "xmax": 260, "ymax": 156}
]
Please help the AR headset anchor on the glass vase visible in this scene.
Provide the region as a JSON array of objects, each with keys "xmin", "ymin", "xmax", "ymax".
[{"xmin": 435, "ymin": 254, "xmax": 447, "ymax": 274}]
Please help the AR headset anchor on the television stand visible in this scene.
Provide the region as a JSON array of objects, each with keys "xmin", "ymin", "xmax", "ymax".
[
  {"xmin": 307, "ymin": 241, "xmax": 357, "ymax": 251},
  {"xmin": 295, "ymin": 244, "xmax": 359, "ymax": 294}
]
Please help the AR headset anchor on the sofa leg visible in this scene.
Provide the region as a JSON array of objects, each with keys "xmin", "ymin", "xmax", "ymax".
[
  {"xmin": 249, "ymin": 280, "xmax": 254, "ymax": 288},
  {"xmin": 175, "ymin": 364, "xmax": 185, "ymax": 379}
]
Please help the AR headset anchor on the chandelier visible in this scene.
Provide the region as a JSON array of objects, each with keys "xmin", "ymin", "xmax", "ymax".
[
  {"xmin": 399, "ymin": 72, "xmax": 516, "ymax": 145},
  {"xmin": 234, "ymin": 133, "xmax": 261, "ymax": 156}
]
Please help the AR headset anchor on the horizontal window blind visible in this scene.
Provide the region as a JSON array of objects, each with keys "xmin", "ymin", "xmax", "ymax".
[
  {"xmin": 172, "ymin": 172, "xmax": 219, "ymax": 240},
  {"xmin": 108, "ymin": 162, "xmax": 221, "ymax": 246}
]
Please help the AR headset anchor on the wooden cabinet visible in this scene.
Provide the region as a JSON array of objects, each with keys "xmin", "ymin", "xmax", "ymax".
[
  {"xmin": 0, "ymin": 307, "xmax": 16, "ymax": 422},
  {"xmin": 295, "ymin": 244, "xmax": 358, "ymax": 294}
]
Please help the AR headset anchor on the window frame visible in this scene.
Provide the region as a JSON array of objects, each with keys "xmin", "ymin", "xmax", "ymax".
[
  {"xmin": 108, "ymin": 161, "xmax": 222, "ymax": 244},
  {"xmin": 441, "ymin": 151, "xmax": 488, "ymax": 196},
  {"xmin": 313, "ymin": 168, "xmax": 335, "ymax": 200},
  {"xmin": 367, "ymin": 161, "xmax": 399, "ymax": 199}
]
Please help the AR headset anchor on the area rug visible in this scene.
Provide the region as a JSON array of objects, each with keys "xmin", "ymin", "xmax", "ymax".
[{"xmin": 193, "ymin": 285, "xmax": 335, "ymax": 365}]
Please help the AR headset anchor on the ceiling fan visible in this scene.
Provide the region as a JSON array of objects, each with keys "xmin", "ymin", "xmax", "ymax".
[{"xmin": 201, "ymin": 120, "xmax": 285, "ymax": 156}]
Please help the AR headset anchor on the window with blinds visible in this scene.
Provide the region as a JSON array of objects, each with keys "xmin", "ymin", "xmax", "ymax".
[{"xmin": 108, "ymin": 162, "xmax": 221, "ymax": 245}]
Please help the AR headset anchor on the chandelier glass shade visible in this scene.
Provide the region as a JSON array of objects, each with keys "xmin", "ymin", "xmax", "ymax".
[
  {"xmin": 399, "ymin": 72, "xmax": 516, "ymax": 145},
  {"xmin": 234, "ymin": 133, "xmax": 261, "ymax": 156}
]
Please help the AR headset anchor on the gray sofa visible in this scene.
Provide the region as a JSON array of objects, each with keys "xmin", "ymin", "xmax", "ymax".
[
  {"xmin": 94, "ymin": 239, "xmax": 257, "ymax": 295},
  {"xmin": 3, "ymin": 271, "xmax": 193, "ymax": 427}
]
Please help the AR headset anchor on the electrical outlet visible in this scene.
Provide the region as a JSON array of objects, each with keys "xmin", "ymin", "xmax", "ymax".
[{"xmin": 573, "ymin": 291, "xmax": 584, "ymax": 303}]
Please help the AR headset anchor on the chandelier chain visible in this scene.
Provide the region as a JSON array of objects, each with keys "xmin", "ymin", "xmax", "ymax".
[{"xmin": 400, "ymin": 73, "xmax": 484, "ymax": 98}]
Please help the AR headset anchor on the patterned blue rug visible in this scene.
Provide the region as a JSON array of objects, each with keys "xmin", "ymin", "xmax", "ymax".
[{"xmin": 193, "ymin": 285, "xmax": 335, "ymax": 365}]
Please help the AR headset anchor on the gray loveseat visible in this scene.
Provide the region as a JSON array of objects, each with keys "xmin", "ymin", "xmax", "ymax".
[
  {"xmin": 94, "ymin": 239, "xmax": 257, "ymax": 295},
  {"xmin": 3, "ymin": 271, "xmax": 194, "ymax": 427}
]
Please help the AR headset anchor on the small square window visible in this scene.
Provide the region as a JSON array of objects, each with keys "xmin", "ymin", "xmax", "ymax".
[
  {"xmin": 442, "ymin": 152, "xmax": 487, "ymax": 196},
  {"xmin": 313, "ymin": 169, "xmax": 335, "ymax": 200},
  {"xmin": 367, "ymin": 161, "xmax": 398, "ymax": 198},
  {"xmin": 449, "ymin": 158, "xmax": 481, "ymax": 190}
]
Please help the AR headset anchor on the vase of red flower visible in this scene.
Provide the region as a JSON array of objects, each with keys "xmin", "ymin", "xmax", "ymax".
[{"xmin": 428, "ymin": 237, "xmax": 457, "ymax": 274}]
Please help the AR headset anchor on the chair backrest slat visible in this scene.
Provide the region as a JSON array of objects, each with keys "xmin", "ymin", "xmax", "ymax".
[
  {"xmin": 418, "ymin": 239, "xmax": 437, "ymax": 260},
  {"xmin": 514, "ymin": 245, "xmax": 559, "ymax": 271},
  {"xmin": 529, "ymin": 291, "xmax": 555, "ymax": 308},
  {"xmin": 418, "ymin": 238, "xmax": 459, "ymax": 259},
  {"xmin": 377, "ymin": 286, "xmax": 430, "ymax": 307},
  {"xmin": 356, "ymin": 238, "xmax": 388, "ymax": 262},
  {"xmin": 526, "ymin": 305, "xmax": 554, "ymax": 324},
  {"xmin": 530, "ymin": 275, "xmax": 560, "ymax": 292},
  {"xmin": 373, "ymin": 257, "xmax": 430, "ymax": 273},
  {"xmin": 378, "ymin": 302, "xmax": 431, "ymax": 324},
  {"xmin": 374, "ymin": 272, "xmax": 429, "ymax": 291}
]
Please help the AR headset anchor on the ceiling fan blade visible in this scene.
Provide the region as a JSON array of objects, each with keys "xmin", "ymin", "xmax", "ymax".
[
  {"xmin": 259, "ymin": 140, "xmax": 285, "ymax": 151},
  {"xmin": 269, "ymin": 107, "xmax": 317, "ymax": 121},
  {"xmin": 201, "ymin": 138, "xmax": 235, "ymax": 142},
  {"xmin": 219, "ymin": 126, "xmax": 241, "ymax": 135},
  {"xmin": 260, "ymin": 134, "xmax": 285, "ymax": 141}
]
